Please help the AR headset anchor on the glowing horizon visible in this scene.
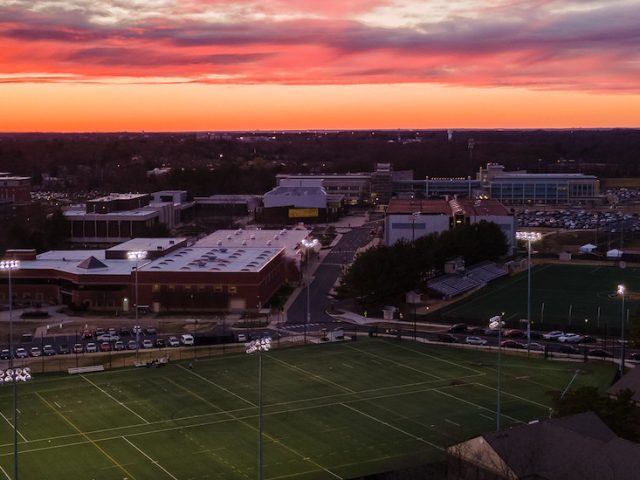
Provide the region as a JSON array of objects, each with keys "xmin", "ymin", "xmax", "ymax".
[{"xmin": 1, "ymin": 1, "xmax": 639, "ymax": 131}]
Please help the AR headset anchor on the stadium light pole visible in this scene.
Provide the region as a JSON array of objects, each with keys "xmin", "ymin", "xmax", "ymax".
[
  {"xmin": 515, "ymin": 232, "xmax": 542, "ymax": 356},
  {"xmin": 1, "ymin": 259, "xmax": 21, "ymax": 480},
  {"xmin": 246, "ymin": 337, "xmax": 271, "ymax": 480},
  {"xmin": 489, "ymin": 313, "xmax": 505, "ymax": 432},
  {"xmin": 127, "ymin": 251, "xmax": 147, "ymax": 363},
  {"xmin": 618, "ymin": 284, "xmax": 626, "ymax": 375}
]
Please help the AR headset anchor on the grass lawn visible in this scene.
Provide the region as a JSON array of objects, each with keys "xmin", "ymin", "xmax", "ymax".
[
  {"xmin": 434, "ymin": 264, "xmax": 640, "ymax": 333},
  {"xmin": 0, "ymin": 339, "xmax": 615, "ymax": 479}
]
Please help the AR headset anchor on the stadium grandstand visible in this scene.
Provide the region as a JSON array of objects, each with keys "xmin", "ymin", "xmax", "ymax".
[{"xmin": 427, "ymin": 261, "xmax": 507, "ymax": 298}]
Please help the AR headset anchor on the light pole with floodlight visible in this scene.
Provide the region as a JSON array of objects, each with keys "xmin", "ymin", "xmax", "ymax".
[
  {"xmin": 618, "ymin": 284, "xmax": 626, "ymax": 375},
  {"xmin": 246, "ymin": 336, "xmax": 271, "ymax": 480},
  {"xmin": 127, "ymin": 251, "xmax": 147, "ymax": 362},
  {"xmin": 515, "ymin": 231, "xmax": 542, "ymax": 355},
  {"xmin": 301, "ymin": 239, "xmax": 319, "ymax": 343},
  {"xmin": 1, "ymin": 259, "xmax": 21, "ymax": 479},
  {"xmin": 489, "ymin": 314, "xmax": 504, "ymax": 432}
]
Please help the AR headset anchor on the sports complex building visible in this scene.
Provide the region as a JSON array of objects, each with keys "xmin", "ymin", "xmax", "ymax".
[{"xmin": 0, "ymin": 229, "xmax": 313, "ymax": 314}]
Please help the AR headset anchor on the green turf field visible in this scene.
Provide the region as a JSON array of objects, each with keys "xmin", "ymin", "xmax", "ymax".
[
  {"xmin": 435, "ymin": 264, "xmax": 640, "ymax": 333},
  {"xmin": 0, "ymin": 339, "xmax": 615, "ymax": 479}
]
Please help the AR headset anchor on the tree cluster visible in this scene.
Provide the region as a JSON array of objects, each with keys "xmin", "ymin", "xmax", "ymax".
[
  {"xmin": 335, "ymin": 221, "xmax": 508, "ymax": 307},
  {"xmin": 550, "ymin": 386, "xmax": 640, "ymax": 442}
]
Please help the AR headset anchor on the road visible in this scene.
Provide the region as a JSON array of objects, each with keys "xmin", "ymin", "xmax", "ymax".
[{"xmin": 285, "ymin": 224, "xmax": 374, "ymax": 331}]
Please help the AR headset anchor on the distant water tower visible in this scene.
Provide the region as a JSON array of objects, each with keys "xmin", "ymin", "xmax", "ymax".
[{"xmin": 447, "ymin": 129, "xmax": 454, "ymax": 141}]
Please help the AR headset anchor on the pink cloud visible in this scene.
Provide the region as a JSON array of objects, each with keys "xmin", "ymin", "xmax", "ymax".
[{"xmin": 0, "ymin": 1, "xmax": 638, "ymax": 93}]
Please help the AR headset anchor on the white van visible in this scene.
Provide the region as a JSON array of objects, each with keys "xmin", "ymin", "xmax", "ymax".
[{"xmin": 180, "ymin": 334, "xmax": 194, "ymax": 346}]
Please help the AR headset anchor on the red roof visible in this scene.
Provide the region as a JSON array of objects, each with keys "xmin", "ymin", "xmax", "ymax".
[{"xmin": 386, "ymin": 199, "xmax": 452, "ymax": 215}]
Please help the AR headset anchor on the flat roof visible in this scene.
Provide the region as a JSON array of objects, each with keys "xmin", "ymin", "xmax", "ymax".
[
  {"xmin": 195, "ymin": 229, "xmax": 309, "ymax": 255},
  {"xmin": 141, "ymin": 246, "xmax": 283, "ymax": 273},
  {"xmin": 108, "ymin": 238, "xmax": 187, "ymax": 253},
  {"xmin": 494, "ymin": 173, "xmax": 598, "ymax": 180},
  {"xmin": 453, "ymin": 199, "xmax": 511, "ymax": 216},
  {"xmin": 386, "ymin": 199, "xmax": 452, "ymax": 215},
  {"xmin": 88, "ymin": 193, "xmax": 148, "ymax": 202},
  {"xmin": 64, "ymin": 207, "xmax": 159, "ymax": 219},
  {"xmin": 22, "ymin": 251, "xmax": 134, "ymax": 276}
]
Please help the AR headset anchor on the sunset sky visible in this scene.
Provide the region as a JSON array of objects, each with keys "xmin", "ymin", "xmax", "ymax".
[{"xmin": 1, "ymin": 0, "xmax": 639, "ymax": 131}]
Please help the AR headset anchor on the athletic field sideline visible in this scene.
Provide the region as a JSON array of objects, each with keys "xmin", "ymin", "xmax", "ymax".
[
  {"xmin": 435, "ymin": 264, "xmax": 640, "ymax": 333},
  {"xmin": 0, "ymin": 338, "xmax": 614, "ymax": 479}
]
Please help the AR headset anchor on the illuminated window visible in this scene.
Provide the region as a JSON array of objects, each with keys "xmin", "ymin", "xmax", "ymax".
[{"xmin": 228, "ymin": 286, "xmax": 237, "ymax": 294}]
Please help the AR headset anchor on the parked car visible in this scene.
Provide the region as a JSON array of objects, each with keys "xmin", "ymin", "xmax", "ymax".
[
  {"xmin": 144, "ymin": 327, "xmax": 157, "ymax": 335},
  {"xmin": 20, "ymin": 333, "xmax": 33, "ymax": 343},
  {"xmin": 58, "ymin": 344, "xmax": 70, "ymax": 354},
  {"xmin": 588, "ymin": 349, "xmax": 612, "ymax": 358},
  {"xmin": 132, "ymin": 325, "xmax": 143, "ymax": 334},
  {"xmin": 168, "ymin": 336, "xmax": 180, "ymax": 347},
  {"xmin": 580, "ymin": 335, "xmax": 597, "ymax": 344},
  {"xmin": 42, "ymin": 345, "xmax": 56, "ymax": 356},
  {"xmin": 142, "ymin": 339, "xmax": 153, "ymax": 349},
  {"xmin": 96, "ymin": 333, "xmax": 119, "ymax": 342},
  {"xmin": 542, "ymin": 331, "xmax": 565, "ymax": 340},
  {"xmin": 504, "ymin": 329, "xmax": 525, "ymax": 338},
  {"xmin": 29, "ymin": 346, "xmax": 42, "ymax": 357},
  {"xmin": 525, "ymin": 342, "xmax": 545, "ymax": 351},
  {"xmin": 465, "ymin": 336, "xmax": 488, "ymax": 346},
  {"xmin": 15, "ymin": 347, "xmax": 28, "ymax": 358},
  {"xmin": 108, "ymin": 327, "xmax": 117, "ymax": 335},
  {"xmin": 82, "ymin": 329, "xmax": 93, "ymax": 339},
  {"xmin": 558, "ymin": 333, "xmax": 583, "ymax": 343},
  {"xmin": 155, "ymin": 338, "xmax": 166, "ymax": 348},
  {"xmin": 119, "ymin": 327, "xmax": 131, "ymax": 336},
  {"xmin": 629, "ymin": 352, "xmax": 640, "ymax": 361},
  {"xmin": 72, "ymin": 343, "xmax": 83, "ymax": 354},
  {"xmin": 438, "ymin": 333, "xmax": 457, "ymax": 343},
  {"xmin": 85, "ymin": 342, "xmax": 97, "ymax": 353},
  {"xmin": 484, "ymin": 328, "xmax": 501, "ymax": 336},
  {"xmin": 127, "ymin": 340, "xmax": 138, "ymax": 350},
  {"xmin": 94, "ymin": 328, "xmax": 105, "ymax": 336},
  {"xmin": 113, "ymin": 341, "xmax": 125, "ymax": 351},
  {"xmin": 100, "ymin": 342, "xmax": 111, "ymax": 352},
  {"xmin": 180, "ymin": 334, "xmax": 194, "ymax": 346},
  {"xmin": 0, "ymin": 349, "xmax": 12, "ymax": 359},
  {"xmin": 448, "ymin": 323, "xmax": 468, "ymax": 333},
  {"xmin": 500, "ymin": 340, "xmax": 524, "ymax": 349},
  {"xmin": 467, "ymin": 327, "xmax": 485, "ymax": 335},
  {"xmin": 558, "ymin": 345, "xmax": 580, "ymax": 354}
]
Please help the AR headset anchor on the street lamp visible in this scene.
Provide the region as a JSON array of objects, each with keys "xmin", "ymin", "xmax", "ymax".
[
  {"xmin": 515, "ymin": 231, "xmax": 542, "ymax": 355},
  {"xmin": 246, "ymin": 336, "xmax": 271, "ymax": 480},
  {"xmin": 1, "ymin": 259, "xmax": 21, "ymax": 479},
  {"xmin": 301, "ymin": 239, "xmax": 319, "ymax": 343},
  {"xmin": 127, "ymin": 251, "xmax": 147, "ymax": 362},
  {"xmin": 618, "ymin": 284, "xmax": 626, "ymax": 375}
]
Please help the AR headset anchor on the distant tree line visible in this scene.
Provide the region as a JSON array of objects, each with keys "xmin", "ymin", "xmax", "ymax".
[{"xmin": 335, "ymin": 221, "xmax": 508, "ymax": 307}]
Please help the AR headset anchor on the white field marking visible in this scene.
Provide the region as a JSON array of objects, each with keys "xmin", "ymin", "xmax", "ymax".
[
  {"xmin": 433, "ymin": 388, "xmax": 524, "ymax": 424},
  {"xmin": 54, "ymin": 401, "xmax": 62, "ymax": 408},
  {"xmin": 122, "ymin": 437, "xmax": 178, "ymax": 480},
  {"xmin": 0, "ymin": 464, "xmax": 10, "ymax": 480},
  {"xmin": 80, "ymin": 375, "xmax": 149, "ymax": 424},
  {"xmin": 9, "ymin": 378, "xmax": 482, "ymax": 453},
  {"xmin": 344, "ymin": 344, "xmax": 442, "ymax": 380},
  {"xmin": 380, "ymin": 341, "xmax": 485, "ymax": 376},
  {"xmin": 0, "ymin": 410, "xmax": 27, "ymax": 443},
  {"xmin": 480, "ymin": 413, "xmax": 494, "ymax": 421},
  {"xmin": 444, "ymin": 419, "xmax": 460, "ymax": 427},
  {"xmin": 473, "ymin": 383, "xmax": 551, "ymax": 409},
  {"xmin": 515, "ymin": 376, "xmax": 530, "ymax": 380},
  {"xmin": 342, "ymin": 363, "xmax": 353, "ymax": 368},
  {"xmin": 35, "ymin": 392, "xmax": 137, "ymax": 480},
  {"xmin": 270, "ymin": 356, "xmax": 355, "ymax": 393},
  {"xmin": 176, "ymin": 364, "xmax": 256, "ymax": 407},
  {"xmin": 16, "ymin": 410, "xmax": 20, "ymax": 414},
  {"xmin": 341, "ymin": 403, "xmax": 444, "ymax": 451}
]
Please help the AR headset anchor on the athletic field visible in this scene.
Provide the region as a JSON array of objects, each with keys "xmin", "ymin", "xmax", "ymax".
[
  {"xmin": 436, "ymin": 264, "xmax": 640, "ymax": 333},
  {"xmin": 0, "ymin": 339, "xmax": 614, "ymax": 479}
]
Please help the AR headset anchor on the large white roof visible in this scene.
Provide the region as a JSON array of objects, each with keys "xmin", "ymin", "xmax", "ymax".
[
  {"xmin": 195, "ymin": 228, "xmax": 308, "ymax": 255},
  {"xmin": 141, "ymin": 246, "xmax": 283, "ymax": 273}
]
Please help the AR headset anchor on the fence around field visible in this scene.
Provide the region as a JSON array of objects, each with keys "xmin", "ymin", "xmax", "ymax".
[{"xmin": 0, "ymin": 324, "xmax": 623, "ymax": 375}]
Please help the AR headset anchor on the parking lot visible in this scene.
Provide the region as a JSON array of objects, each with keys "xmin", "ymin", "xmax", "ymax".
[{"xmin": 516, "ymin": 208, "xmax": 640, "ymax": 232}]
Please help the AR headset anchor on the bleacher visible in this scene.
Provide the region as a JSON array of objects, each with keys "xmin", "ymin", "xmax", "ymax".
[{"xmin": 427, "ymin": 261, "xmax": 507, "ymax": 299}]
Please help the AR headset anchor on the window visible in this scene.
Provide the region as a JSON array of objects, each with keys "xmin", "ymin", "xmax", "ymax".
[
  {"xmin": 152, "ymin": 284, "xmax": 160, "ymax": 292},
  {"xmin": 228, "ymin": 286, "xmax": 237, "ymax": 294},
  {"xmin": 213, "ymin": 285, "xmax": 222, "ymax": 293}
]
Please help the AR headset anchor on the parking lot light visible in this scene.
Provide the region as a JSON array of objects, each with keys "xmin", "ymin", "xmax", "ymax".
[
  {"xmin": 618, "ymin": 284, "xmax": 625, "ymax": 374},
  {"xmin": 515, "ymin": 232, "xmax": 542, "ymax": 357},
  {"xmin": 127, "ymin": 251, "xmax": 147, "ymax": 363}
]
